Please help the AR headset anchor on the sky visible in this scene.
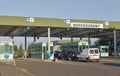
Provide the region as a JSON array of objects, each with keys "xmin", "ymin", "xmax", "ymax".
[
  {"xmin": 0, "ymin": 0, "xmax": 119, "ymax": 49},
  {"xmin": 0, "ymin": 0, "xmax": 120, "ymax": 21}
]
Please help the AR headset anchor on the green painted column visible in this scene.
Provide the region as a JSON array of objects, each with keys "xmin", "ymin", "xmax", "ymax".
[
  {"xmin": 48, "ymin": 28, "xmax": 50, "ymax": 53},
  {"xmin": 114, "ymin": 29, "xmax": 117, "ymax": 57}
]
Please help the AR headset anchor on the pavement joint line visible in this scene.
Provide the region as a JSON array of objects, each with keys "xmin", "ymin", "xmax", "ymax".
[
  {"xmin": 15, "ymin": 67, "xmax": 35, "ymax": 76},
  {"xmin": 0, "ymin": 66, "xmax": 35, "ymax": 76}
]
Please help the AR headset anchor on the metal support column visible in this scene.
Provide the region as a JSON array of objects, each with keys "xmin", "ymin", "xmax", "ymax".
[
  {"xmin": 71, "ymin": 37, "xmax": 73, "ymax": 42},
  {"xmin": 113, "ymin": 29, "xmax": 117, "ymax": 57},
  {"xmin": 88, "ymin": 36, "xmax": 91, "ymax": 47},
  {"xmin": 25, "ymin": 36, "xmax": 27, "ymax": 51},
  {"xmin": 48, "ymin": 28, "xmax": 50, "ymax": 53},
  {"xmin": 34, "ymin": 36, "xmax": 36, "ymax": 42},
  {"xmin": 80, "ymin": 37, "xmax": 82, "ymax": 40},
  {"xmin": 25, "ymin": 36, "xmax": 27, "ymax": 58}
]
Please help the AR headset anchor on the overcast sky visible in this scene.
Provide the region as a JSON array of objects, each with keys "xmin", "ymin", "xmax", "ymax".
[{"xmin": 0, "ymin": 0, "xmax": 119, "ymax": 49}]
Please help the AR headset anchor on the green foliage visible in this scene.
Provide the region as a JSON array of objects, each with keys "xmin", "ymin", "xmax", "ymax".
[
  {"xmin": 27, "ymin": 42, "xmax": 34, "ymax": 57},
  {"xmin": 14, "ymin": 45, "xmax": 18, "ymax": 57},
  {"xmin": 18, "ymin": 44, "xmax": 25, "ymax": 57},
  {"xmin": 94, "ymin": 38, "xmax": 110, "ymax": 46},
  {"xmin": 27, "ymin": 42, "xmax": 34, "ymax": 54}
]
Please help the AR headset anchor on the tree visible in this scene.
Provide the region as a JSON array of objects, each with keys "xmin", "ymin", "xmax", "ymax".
[
  {"xmin": 14, "ymin": 45, "xmax": 19, "ymax": 57},
  {"xmin": 27, "ymin": 42, "xmax": 34, "ymax": 57},
  {"xmin": 94, "ymin": 38, "xmax": 111, "ymax": 46},
  {"xmin": 18, "ymin": 44, "xmax": 25, "ymax": 57}
]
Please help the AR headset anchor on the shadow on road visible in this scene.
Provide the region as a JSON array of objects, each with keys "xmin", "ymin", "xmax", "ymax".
[{"xmin": 102, "ymin": 63, "xmax": 120, "ymax": 67}]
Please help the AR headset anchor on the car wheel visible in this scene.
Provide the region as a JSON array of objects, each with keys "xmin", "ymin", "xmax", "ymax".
[{"xmin": 86, "ymin": 58, "xmax": 90, "ymax": 62}]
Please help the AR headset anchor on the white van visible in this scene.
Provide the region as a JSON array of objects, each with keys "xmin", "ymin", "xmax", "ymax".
[{"xmin": 76, "ymin": 48, "xmax": 100, "ymax": 62}]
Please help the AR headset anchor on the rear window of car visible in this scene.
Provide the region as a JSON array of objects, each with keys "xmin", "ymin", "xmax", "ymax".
[
  {"xmin": 90, "ymin": 50, "xmax": 94, "ymax": 54},
  {"xmin": 95, "ymin": 49, "xmax": 99, "ymax": 53}
]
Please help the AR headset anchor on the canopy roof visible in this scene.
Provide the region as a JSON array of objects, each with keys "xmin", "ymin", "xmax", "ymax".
[{"xmin": 0, "ymin": 15, "xmax": 120, "ymax": 38}]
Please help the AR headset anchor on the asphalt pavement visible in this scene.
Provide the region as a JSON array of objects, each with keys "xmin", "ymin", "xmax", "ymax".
[
  {"xmin": 15, "ymin": 57, "xmax": 120, "ymax": 76},
  {"xmin": 0, "ymin": 57, "xmax": 120, "ymax": 76},
  {"xmin": 0, "ymin": 60, "xmax": 34, "ymax": 76}
]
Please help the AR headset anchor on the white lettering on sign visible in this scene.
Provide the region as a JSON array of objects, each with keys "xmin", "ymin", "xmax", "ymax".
[
  {"xmin": 71, "ymin": 22, "xmax": 103, "ymax": 28},
  {"xmin": 26, "ymin": 17, "xmax": 34, "ymax": 22},
  {"xmin": 102, "ymin": 21, "xmax": 109, "ymax": 25},
  {"xmin": 64, "ymin": 19, "xmax": 71, "ymax": 24}
]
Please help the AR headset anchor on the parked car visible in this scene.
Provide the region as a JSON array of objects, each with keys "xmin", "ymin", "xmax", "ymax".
[
  {"xmin": 64, "ymin": 51, "xmax": 77, "ymax": 61},
  {"xmin": 109, "ymin": 51, "xmax": 114, "ymax": 56},
  {"xmin": 54, "ymin": 51, "xmax": 64, "ymax": 59},
  {"xmin": 76, "ymin": 48, "xmax": 100, "ymax": 62}
]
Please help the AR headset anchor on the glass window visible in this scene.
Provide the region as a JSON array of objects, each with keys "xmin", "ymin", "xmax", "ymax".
[
  {"xmin": 102, "ymin": 48, "xmax": 105, "ymax": 52},
  {"xmin": 82, "ymin": 45, "xmax": 86, "ymax": 49},
  {"xmin": 101, "ymin": 48, "xmax": 108, "ymax": 53},
  {"xmin": 1, "ymin": 45, "xmax": 13, "ymax": 54},
  {"xmin": 95, "ymin": 49, "xmax": 99, "ymax": 53},
  {"xmin": 90, "ymin": 50, "xmax": 94, "ymax": 54},
  {"xmin": 105, "ymin": 48, "xmax": 108, "ymax": 52},
  {"xmin": 86, "ymin": 45, "xmax": 89, "ymax": 49},
  {"xmin": 79, "ymin": 46, "xmax": 82, "ymax": 52},
  {"xmin": 50, "ymin": 46, "xmax": 53, "ymax": 51},
  {"xmin": 43, "ymin": 47, "xmax": 46, "ymax": 51}
]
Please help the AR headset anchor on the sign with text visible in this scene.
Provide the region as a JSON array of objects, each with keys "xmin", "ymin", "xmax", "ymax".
[
  {"xmin": 64, "ymin": 19, "xmax": 71, "ymax": 24},
  {"xmin": 26, "ymin": 17, "xmax": 34, "ymax": 22},
  {"xmin": 71, "ymin": 22, "xmax": 103, "ymax": 28},
  {"xmin": 102, "ymin": 21, "xmax": 109, "ymax": 25}
]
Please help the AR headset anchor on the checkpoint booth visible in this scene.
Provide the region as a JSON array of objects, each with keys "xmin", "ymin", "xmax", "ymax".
[
  {"xmin": 31, "ymin": 42, "xmax": 54, "ymax": 60},
  {"xmin": 100, "ymin": 46, "xmax": 109, "ymax": 57},
  {"xmin": 0, "ymin": 41, "xmax": 14, "ymax": 60}
]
